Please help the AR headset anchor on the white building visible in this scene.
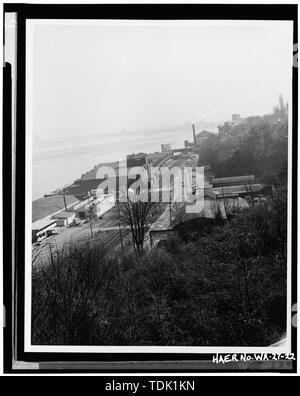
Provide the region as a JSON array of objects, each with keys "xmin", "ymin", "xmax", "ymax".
[
  {"xmin": 73, "ymin": 194, "xmax": 115, "ymax": 219},
  {"xmin": 51, "ymin": 211, "xmax": 76, "ymax": 227},
  {"xmin": 32, "ymin": 219, "xmax": 57, "ymax": 242}
]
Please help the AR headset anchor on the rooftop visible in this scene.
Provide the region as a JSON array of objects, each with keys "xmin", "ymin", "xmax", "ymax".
[
  {"xmin": 32, "ymin": 195, "xmax": 78, "ymax": 222},
  {"xmin": 213, "ymin": 184, "xmax": 263, "ymax": 197},
  {"xmin": 32, "ymin": 218, "xmax": 57, "ymax": 231},
  {"xmin": 212, "ymin": 175, "xmax": 255, "ymax": 185},
  {"xmin": 127, "ymin": 152, "xmax": 147, "ymax": 159},
  {"xmin": 63, "ymin": 177, "xmax": 138, "ymax": 198},
  {"xmin": 196, "ymin": 130, "xmax": 214, "ymax": 138},
  {"xmin": 51, "ymin": 211, "xmax": 76, "ymax": 219}
]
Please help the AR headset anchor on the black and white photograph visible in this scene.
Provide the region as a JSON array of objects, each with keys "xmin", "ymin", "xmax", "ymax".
[{"xmin": 2, "ymin": 2, "xmax": 298, "ymax": 374}]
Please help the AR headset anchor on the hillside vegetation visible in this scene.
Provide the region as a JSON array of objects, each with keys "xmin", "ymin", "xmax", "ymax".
[
  {"xmin": 32, "ymin": 98, "xmax": 288, "ymax": 346},
  {"xmin": 32, "ymin": 185, "xmax": 287, "ymax": 346}
]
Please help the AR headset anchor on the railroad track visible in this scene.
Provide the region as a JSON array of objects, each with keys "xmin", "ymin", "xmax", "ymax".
[{"xmin": 91, "ymin": 228, "xmax": 131, "ymax": 258}]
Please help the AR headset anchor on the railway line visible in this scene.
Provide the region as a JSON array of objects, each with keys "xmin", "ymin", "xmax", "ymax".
[{"xmin": 33, "ymin": 153, "xmax": 196, "ymax": 266}]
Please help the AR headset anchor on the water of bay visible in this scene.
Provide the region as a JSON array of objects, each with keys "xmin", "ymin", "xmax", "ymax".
[{"xmin": 32, "ymin": 125, "xmax": 218, "ymax": 200}]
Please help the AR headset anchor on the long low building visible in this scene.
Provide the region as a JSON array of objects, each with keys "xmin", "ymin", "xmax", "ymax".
[
  {"xmin": 51, "ymin": 211, "xmax": 76, "ymax": 227},
  {"xmin": 63, "ymin": 176, "xmax": 139, "ymax": 199},
  {"xmin": 32, "ymin": 194, "xmax": 79, "ymax": 222},
  {"xmin": 32, "ymin": 218, "xmax": 57, "ymax": 243},
  {"xmin": 73, "ymin": 194, "xmax": 115, "ymax": 220},
  {"xmin": 212, "ymin": 184, "xmax": 264, "ymax": 199},
  {"xmin": 212, "ymin": 175, "xmax": 255, "ymax": 188}
]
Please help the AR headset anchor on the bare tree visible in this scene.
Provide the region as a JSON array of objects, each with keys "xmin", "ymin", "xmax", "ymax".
[
  {"xmin": 87, "ymin": 201, "xmax": 95, "ymax": 238},
  {"xmin": 116, "ymin": 193, "xmax": 159, "ymax": 253},
  {"xmin": 32, "ymin": 246, "xmax": 41, "ymax": 266}
]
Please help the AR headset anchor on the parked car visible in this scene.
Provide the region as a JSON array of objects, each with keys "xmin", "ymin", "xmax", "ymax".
[{"xmin": 46, "ymin": 228, "xmax": 60, "ymax": 236}]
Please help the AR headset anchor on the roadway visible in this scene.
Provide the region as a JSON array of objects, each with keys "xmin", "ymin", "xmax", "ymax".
[{"xmin": 33, "ymin": 206, "xmax": 129, "ymax": 266}]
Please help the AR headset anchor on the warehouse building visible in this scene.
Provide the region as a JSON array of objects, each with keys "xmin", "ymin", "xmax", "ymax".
[
  {"xmin": 51, "ymin": 211, "xmax": 76, "ymax": 227},
  {"xmin": 211, "ymin": 175, "xmax": 255, "ymax": 188},
  {"xmin": 32, "ymin": 219, "xmax": 57, "ymax": 243},
  {"xmin": 73, "ymin": 194, "xmax": 115, "ymax": 220},
  {"xmin": 32, "ymin": 194, "xmax": 79, "ymax": 222},
  {"xmin": 93, "ymin": 194, "xmax": 115, "ymax": 218}
]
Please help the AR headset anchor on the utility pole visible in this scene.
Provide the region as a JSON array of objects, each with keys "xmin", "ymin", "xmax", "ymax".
[
  {"xmin": 63, "ymin": 195, "xmax": 68, "ymax": 212},
  {"xmin": 169, "ymin": 189, "xmax": 172, "ymax": 225},
  {"xmin": 117, "ymin": 198, "xmax": 124, "ymax": 252},
  {"xmin": 88, "ymin": 191, "xmax": 94, "ymax": 239},
  {"xmin": 89, "ymin": 205, "xmax": 94, "ymax": 239},
  {"xmin": 192, "ymin": 123, "xmax": 196, "ymax": 146}
]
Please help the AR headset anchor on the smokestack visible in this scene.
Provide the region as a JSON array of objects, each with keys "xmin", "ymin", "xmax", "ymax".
[{"xmin": 192, "ymin": 124, "xmax": 196, "ymax": 145}]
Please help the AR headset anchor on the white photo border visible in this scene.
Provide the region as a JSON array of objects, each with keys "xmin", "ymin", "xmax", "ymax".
[{"xmin": 25, "ymin": 18, "xmax": 294, "ymax": 354}]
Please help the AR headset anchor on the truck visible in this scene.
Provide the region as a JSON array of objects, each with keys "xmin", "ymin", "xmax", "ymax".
[{"xmin": 46, "ymin": 228, "xmax": 60, "ymax": 236}]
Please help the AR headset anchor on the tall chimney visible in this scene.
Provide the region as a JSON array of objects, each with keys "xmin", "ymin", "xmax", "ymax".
[{"xmin": 192, "ymin": 124, "xmax": 196, "ymax": 145}]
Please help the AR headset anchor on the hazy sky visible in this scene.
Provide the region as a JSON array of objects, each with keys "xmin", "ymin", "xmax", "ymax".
[{"xmin": 28, "ymin": 20, "xmax": 293, "ymax": 143}]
